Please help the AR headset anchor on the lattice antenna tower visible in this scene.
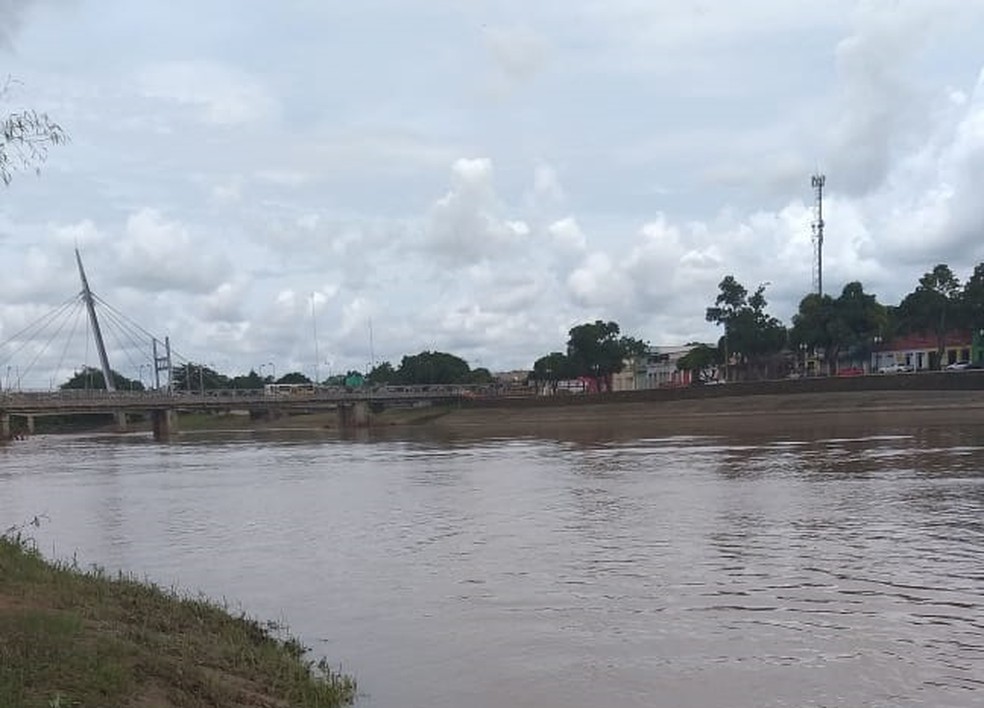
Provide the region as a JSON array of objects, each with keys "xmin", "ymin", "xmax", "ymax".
[{"xmin": 811, "ymin": 173, "xmax": 826, "ymax": 297}]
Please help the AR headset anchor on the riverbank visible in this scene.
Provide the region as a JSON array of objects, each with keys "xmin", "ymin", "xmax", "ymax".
[
  {"xmin": 0, "ymin": 532, "xmax": 355, "ymax": 708},
  {"xmin": 182, "ymin": 388, "xmax": 984, "ymax": 440},
  {"xmin": 430, "ymin": 389, "xmax": 984, "ymax": 439}
]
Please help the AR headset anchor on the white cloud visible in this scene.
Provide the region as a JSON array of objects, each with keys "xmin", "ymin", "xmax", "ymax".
[
  {"xmin": 485, "ymin": 25, "xmax": 549, "ymax": 86},
  {"xmin": 138, "ymin": 60, "xmax": 279, "ymax": 126},
  {"xmin": 6, "ymin": 1, "xmax": 984, "ymax": 381},
  {"xmin": 424, "ymin": 157, "xmax": 529, "ymax": 264},
  {"xmin": 115, "ymin": 209, "xmax": 229, "ymax": 294}
]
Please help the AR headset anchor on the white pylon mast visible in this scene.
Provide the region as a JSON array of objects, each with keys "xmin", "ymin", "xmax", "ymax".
[
  {"xmin": 75, "ymin": 248, "xmax": 116, "ymax": 392},
  {"xmin": 811, "ymin": 173, "xmax": 826, "ymax": 297}
]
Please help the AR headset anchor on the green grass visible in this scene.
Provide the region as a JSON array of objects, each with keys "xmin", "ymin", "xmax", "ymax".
[{"xmin": 0, "ymin": 533, "xmax": 355, "ymax": 708}]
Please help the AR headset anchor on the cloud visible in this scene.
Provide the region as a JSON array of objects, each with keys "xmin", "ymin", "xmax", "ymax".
[
  {"xmin": 138, "ymin": 60, "xmax": 279, "ymax": 126},
  {"xmin": 424, "ymin": 157, "xmax": 530, "ymax": 265},
  {"xmin": 0, "ymin": 0, "xmax": 36, "ymax": 50},
  {"xmin": 485, "ymin": 25, "xmax": 549, "ymax": 86},
  {"xmin": 114, "ymin": 208, "xmax": 230, "ymax": 294}
]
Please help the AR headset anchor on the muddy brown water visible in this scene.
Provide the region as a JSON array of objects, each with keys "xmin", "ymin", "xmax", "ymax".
[{"xmin": 2, "ymin": 416, "xmax": 983, "ymax": 707}]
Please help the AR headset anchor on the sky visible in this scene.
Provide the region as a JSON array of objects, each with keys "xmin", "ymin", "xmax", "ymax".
[{"xmin": 2, "ymin": 0, "xmax": 984, "ymax": 387}]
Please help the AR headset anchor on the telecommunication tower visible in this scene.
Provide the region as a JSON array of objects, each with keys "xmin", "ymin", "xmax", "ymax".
[{"xmin": 811, "ymin": 173, "xmax": 826, "ymax": 297}]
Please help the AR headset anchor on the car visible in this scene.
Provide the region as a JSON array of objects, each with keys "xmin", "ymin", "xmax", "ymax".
[
  {"xmin": 836, "ymin": 367, "xmax": 865, "ymax": 377},
  {"xmin": 878, "ymin": 363, "xmax": 911, "ymax": 374},
  {"xmin": 945, "ymin": 361, "xmax": 971, "ymax": 371}
]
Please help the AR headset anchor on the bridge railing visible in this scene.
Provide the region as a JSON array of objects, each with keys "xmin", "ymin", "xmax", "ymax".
[{"xmin": 0, "ymin": 383, "xmax": 499, "ymax": 407}]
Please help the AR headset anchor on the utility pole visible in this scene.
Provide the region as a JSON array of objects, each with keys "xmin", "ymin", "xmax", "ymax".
[{"xmin": 75, "ymin": 249, "xmax": 115, "ymax": 392}]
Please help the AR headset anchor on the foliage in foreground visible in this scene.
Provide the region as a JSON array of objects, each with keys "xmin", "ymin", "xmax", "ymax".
[{"xmin": 0, "ymin": 532, "xmax": 355, "ymax": 708}]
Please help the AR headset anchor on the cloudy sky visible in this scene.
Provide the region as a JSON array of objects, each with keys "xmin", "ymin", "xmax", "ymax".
[{"xmin": 2, "ymin": 0, "xmax": 984, "ymax": 387}]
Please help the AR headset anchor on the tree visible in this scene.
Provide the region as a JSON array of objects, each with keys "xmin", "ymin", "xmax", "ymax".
[
  {"xmin": 959, "ymin": 262, "xmax": 984, "ymax": 331},
  {"xmin": 789, "ymin": 292, "xmax": 837, "ymax": 368},
  {"xmin": 565, "ymin": 320, "xmax": 648, "ymax": 392},
  {"xmin": 60, "ymin": 366, "xmax": 143, "ymax": 391},
  {"xmin": 276, "ymin": 371, "xmax": 311, "ymax": 385},
  {"xmin": 366, "ymin": 361, "xmax": 396, "ymax": 385},
  {"xmin": 171, "ymin": 363, "xmax": 230, "ymax": 391},
  {"xmin": 833, "ymin": 281, "xmax": 886, "ymax": 368},
  {"xmin": 2, "ymin": 81, "xmax": 68, "ymax": 186},
  {"xmin": 396, "ymin": 351, "xmax": 471, "ymax": 385},
  {"xmin": 706, "ymin": 277, "xmax": 786, "ymax": 380},
  {"xmin": 531, "ymin": 352, "xmax": 573, "ymax": 393},
  {"xmin": 897, "ymin": 264, "xmax": 961, "ymax": 369},
  {"xmin": 228, "ymin": 369, "xmax": 264, "ymax": 389},
  {"xmin": 790, "ymin": 282, "xmax": 886, "ymax": 373},
  {"xmin": 467, "ymin": 367, "xmax": 495, "ymax": 385},
  {"xmin": 676, "ymin": 343, "xmax": 720, "ymax": 382}
]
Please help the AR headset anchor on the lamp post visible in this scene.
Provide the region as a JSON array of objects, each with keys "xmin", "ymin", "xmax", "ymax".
[{"xmin": 799, "ymin": 342, "xmax": 807, "ymax": 376}]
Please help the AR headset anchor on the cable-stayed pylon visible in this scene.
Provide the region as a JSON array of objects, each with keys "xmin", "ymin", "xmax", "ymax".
[{"xmin": 75, "ymin": 248, "xmax": 115, "ymax": 391}]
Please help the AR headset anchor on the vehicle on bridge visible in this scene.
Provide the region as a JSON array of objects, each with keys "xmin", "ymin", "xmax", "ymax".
[{"xmin": 264, "ymin": 383, "xmax": 317, "ymax": 396}]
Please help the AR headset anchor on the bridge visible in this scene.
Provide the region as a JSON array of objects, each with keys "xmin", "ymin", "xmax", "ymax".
[
  {"xmin": 0, "ymin": 385, "xmax": 473, "ymax": 440},
  {"xmin": 0, "ymin": 249, "xmax": 481, "ymax": 441}
]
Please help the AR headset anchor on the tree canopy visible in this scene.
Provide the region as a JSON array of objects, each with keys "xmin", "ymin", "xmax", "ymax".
[
  {"xmin": 706, "ymin": 277, "xmax": 786, "ymax": 379},
  {"xmin": 564, "ymin": 320, "xmax": 648, "ymax": 391},
  {"xmin": 394, "ymin": 351, "xmax": 473, "ymax": 385},
  {"xmin": 60, "ymin": 366, "xmax": 143, "ymax": 391},
  {"xmin": 790, "ymin": 281, "xmax": 886, "ymax": 372}
]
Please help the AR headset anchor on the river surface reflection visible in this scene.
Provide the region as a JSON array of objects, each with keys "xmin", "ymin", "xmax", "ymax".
[{"xmin": 2, "ymin": 425, "xmax": 984, "ymax": 707}]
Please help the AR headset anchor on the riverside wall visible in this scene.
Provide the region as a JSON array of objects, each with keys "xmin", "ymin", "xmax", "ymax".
[{"xmin": 468, "ymin": 372, "xmax": 984, "ymax": 410}]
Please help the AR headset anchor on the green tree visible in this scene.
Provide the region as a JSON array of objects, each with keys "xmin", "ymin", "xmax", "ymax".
[
  {"xmin": 366, "ymin": 361, "xmax": 396, "ymax": 385},
  {"xmin": 531, "ymin": 352, "xmax": 573, "ymax": 393},
  {"xmin": 229, "ymin": 370, "xmax": 264, "ymax": 389},
  {"xmin": 834, "ymin": 281, "xmax": 886, "ymax": 368},
  {"xmin": 171, "ymin": 363, "xmax": 230, "ymax": 391},
  {"xmin": 396, "ymin": 351, "xmax": 471, "ymax": 384},
  {"xmin": 565, "ymin": 320, "xmax": 648, "ymax": 392},
  {"xmin": 676, "ymin": 343, "xmax": 720, "ymax": 382},
  {"xmin": 2, "ymin": 86, "xmax": 68, "ymax": 186},
  {"xmin": 467, "ymin": 367, "xmax": 495, "ymax": 385},
  {"xmin": 706, "ymin": 277, "xmax": 786, "ymax": 380},
  {"xmin": 959, "ymin": 262, "xmax": 984, "ymax": 331},
  {"xmin": 791, "ymin": 282, "xmax": 886, "ymax": 373},
  {"xmin": 60, "ymin": 366, "xmax": 143, "ymax": 391},
  {"xmin": 897, "ymin": 264, "xmax": 961, "ymax": 369},
  {"xmin": 276, "ymin": 371, "xmax": 312, "ymax": 385}
]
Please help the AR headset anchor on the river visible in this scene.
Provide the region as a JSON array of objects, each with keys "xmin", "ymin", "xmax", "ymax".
[{"xmin": 2, "ymin": 423, "xmax": 983, "ymax": 707}]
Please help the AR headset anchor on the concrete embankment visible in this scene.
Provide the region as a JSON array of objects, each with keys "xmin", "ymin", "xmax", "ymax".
[{"xmin": 433, "ymin": 374, "xmax": 984, "ymax": 439}]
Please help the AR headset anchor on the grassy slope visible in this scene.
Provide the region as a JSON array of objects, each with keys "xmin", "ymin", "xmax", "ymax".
[{"xmin": 0, "ymin": 535, "xmax": 355, "ymax": 708}]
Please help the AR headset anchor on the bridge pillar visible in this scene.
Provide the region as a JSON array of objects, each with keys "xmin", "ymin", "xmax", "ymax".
[
  {"xmin": 26, "ymin": 415, "xmax": 35, "ymax": 435},
  {"xmin": 338, "ymin": 401, "xmax": 371, "ymax": 428},
  {"xmin": 1, "ymin": 413, "xmax": 9, "ymax": 441},
  {"xmin": 151, "ymin": 409, "xmax": 177, "ymax": 441},
  {"xmin": 115, "ymin": 410, "xmax": 128, "ymax": 433}
]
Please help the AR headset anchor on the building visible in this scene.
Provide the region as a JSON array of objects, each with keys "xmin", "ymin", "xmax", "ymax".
[
  {"xmin": 612, "ymin": 346, "xmax": 696, "ymax": 391},
  {"xmin": 871, "ymin": 331, "xmax": 973, "ymax": 372}
]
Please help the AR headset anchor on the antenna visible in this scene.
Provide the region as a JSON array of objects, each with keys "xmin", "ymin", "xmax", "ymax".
[
  {"xmin": 311, "ymin": 293, "xmax": 321, "ymax": 385},
  {"xmin": 811, "ymin": 173, "xmax": 826, "ymax": 297}
]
